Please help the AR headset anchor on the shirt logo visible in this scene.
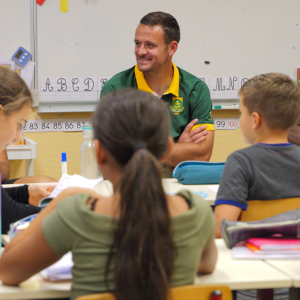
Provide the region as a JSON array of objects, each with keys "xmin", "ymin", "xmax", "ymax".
[{"xmin": 170, "ymin": 97, "xmax": 184, "ymax": 114}]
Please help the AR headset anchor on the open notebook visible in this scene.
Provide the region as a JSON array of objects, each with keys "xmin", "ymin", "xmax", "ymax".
[{"xmin": 39, "ymin": 174, "xmax": 103, "ymax": 207}]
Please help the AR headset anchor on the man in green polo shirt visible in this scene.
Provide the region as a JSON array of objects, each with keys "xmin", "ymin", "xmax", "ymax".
[{"xmin": 100, "ymin": 11, "xmax": 214, "ymax": 170}]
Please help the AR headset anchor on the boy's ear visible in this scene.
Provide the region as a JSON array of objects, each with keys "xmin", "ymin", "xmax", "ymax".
[
  {"xmin": 252, "ymin": 112, "xmax": 262, "ymax": 129},
  {"xmin": 94, "ymin": 139, "xmax": 106, "ymax": 166}
]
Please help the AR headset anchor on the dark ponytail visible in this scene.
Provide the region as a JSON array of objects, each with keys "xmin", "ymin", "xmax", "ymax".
[{"xmin": 93, "ymin": 89, "xmax": 174, "ymax": 300}]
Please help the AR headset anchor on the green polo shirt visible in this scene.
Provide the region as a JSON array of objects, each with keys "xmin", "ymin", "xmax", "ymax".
[{"xmin": 100, "ymin": 63, "xmax": 214, "ymax": 141}]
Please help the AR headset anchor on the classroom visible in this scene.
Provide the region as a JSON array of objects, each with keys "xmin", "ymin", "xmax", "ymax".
[
  {"xmin": 1, "ymin": 0, "xmax": 300, "ymax": 300},
  {"xmin": 3, "ymin": 0, "xmax": 299, "ymax": 180}
]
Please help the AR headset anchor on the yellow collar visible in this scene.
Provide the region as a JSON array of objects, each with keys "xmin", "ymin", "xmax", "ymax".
[{"xmin": 135, "ymin": 62, "xmax": 179, "ymax": 97}]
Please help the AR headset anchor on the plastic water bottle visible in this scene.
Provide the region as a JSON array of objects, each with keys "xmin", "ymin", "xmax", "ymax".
[{"xmin": 80, "ymin": 127, "xmax": 101, "ymax": 179}]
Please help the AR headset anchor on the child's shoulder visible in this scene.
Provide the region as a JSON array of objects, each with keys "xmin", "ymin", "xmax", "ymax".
[
  {"xmin": 229, "ymin": 143, "xmax": 299, "ymax": 159},
  {"xmin": 227, "ymin": 144, "xmax": 260, "ymax": 161}
]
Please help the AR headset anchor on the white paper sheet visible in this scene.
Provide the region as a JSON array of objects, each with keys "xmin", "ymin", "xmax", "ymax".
[
  {"xmin": 232, "ymin": 245, "xmax": 300, "ymax": 259},
  {"xmin": 19, "ymin": 61, "xmax": 35, "ymax": 89},
  {"xmin": 206, "ymin": 185, "xmax": 219, "ymax": 193},
  {"xmin": 40, "ymin": 252, "xmax": 73, "ymax": 281},
  {"xmin": 0, "ymin": 56, "xmax": 15, "ymax": 70},
  {"xmin": 49, "ymin": 174, "xmax": 102, "ymax": 199}
]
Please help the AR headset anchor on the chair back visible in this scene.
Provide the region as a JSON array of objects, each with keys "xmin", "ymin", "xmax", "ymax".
[
  {"xmin": 76, "ymin": 293, "xmax": 114, "ymax": 300},
  {"xmin": 241, "ymin": 197, "xmax": 300, "ymax": 222},
  {"xmin": 171, "ymin": 284, "xmax": 232, "ymax": 299},
  {"xmin": 75, "ymin": 284, "xmax": 232, "ymax": 300}
]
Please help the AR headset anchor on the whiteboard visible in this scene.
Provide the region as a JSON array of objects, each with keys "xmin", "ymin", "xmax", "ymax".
[
  {"xmin": 0, "ymin": 0, "xmax": 31, "ymax": 61},
  {"xmin": 36, "ymin": 0, "xmax": 300, "ymax": 112}
]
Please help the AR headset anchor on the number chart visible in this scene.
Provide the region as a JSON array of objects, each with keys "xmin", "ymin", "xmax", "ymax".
[
  {"xmin": 23, "ymin": 119, "xmax": 92, "ymax": 133},
  {"xmin": 23, "ymin": 118, "xmax": 239, "ymax": 133},
  {"xmin": 214, "ymin": 118, "xmax": 239, "ymax": 130}
]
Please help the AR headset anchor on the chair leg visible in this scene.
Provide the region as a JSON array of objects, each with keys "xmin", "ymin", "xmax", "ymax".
[
  {"xmin": 231, "ymin": 290, "xmax": 237, "ymax": 300},
  {"xmin": 289, "ymin": 287, "xmax": 300, "ymax": 300},
  {"xmin": 257, "ymin": 289, "xmax": 273, "ymax": 300}
]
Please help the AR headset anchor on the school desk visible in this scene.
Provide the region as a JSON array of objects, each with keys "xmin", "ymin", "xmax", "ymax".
[
  {"xmin": 2, "ymin": 178, "xmax": 217, "ymax": 204},
  {"xmin": 0, "ymin": 239, "xmax": 293, "ymax": 300},
  {"xmin": 265, "ymin": 260, "xmax": 300, "ymax": 299},
  {"xmin": 94, "ymin": 178, "xmax": 217, "ymax": 205},
  {"xmin": 195, "ymin": 239, "xmax": 292, "ymax": 290}
]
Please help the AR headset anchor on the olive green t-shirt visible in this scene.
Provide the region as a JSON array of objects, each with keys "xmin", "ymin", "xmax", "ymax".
[
  {"xmin": 42, "ymin": 191, "xmax": 215, "ymax": 300},
  {"xmin": 100, "ymin": 64, "xmax": 214, "ymax": 142}
]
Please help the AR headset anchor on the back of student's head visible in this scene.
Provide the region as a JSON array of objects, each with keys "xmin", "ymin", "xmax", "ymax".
[
  {"xmin": 93, "ymin": 89, "xmax": 174, "ymax": 300},
  {"xmin": 0, "ymin": 67, "xmax": 32, "ymax": 115},
  {"xmin": 239, "ymin": 73, "xmax": 300, "ymax": 130}
]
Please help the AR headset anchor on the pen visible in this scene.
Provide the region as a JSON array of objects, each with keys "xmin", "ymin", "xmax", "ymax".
[{"xmin": 61, "ymin": 152, "xmax": 67, "ymax": 176}]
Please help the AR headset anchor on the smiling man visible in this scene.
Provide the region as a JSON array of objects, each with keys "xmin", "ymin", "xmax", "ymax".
[{"xmin": 100, "ymin": 12, "xmax": 214, "ymax": 173}]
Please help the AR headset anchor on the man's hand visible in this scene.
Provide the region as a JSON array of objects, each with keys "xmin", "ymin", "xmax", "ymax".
[
  {"xmin": 177, "ymin": 119, "xmax": 208, "ymax": 144},
  {"xmin": 28, "ymin": 185, "xmax": 56, "ymax": 206}
]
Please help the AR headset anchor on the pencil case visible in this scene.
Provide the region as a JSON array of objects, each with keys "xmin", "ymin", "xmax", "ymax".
[
  {"xmin": 8, "ymin": 213, "xmax": 38, "ymax": 239},
  {"xmin": 172, "ymin": 161, "xmax": 225, "ymax": 185},
  {"xmin": 221, "ymin": 208, "xmax": 300, "ymax": 249}
]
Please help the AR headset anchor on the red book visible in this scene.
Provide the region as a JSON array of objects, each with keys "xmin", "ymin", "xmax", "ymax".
[{"xmin": 247, "ymin": 238, "xmax": 300, "ymax": 251}]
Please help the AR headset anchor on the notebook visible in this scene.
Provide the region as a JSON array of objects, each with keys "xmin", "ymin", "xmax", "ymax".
[
  {"xmin": 246, "ymin": 237, "xmax": 300, "ymax": 250},
  {"xmin": 39, "ymin": 174, "xmax": 102, "ymax": 207}
]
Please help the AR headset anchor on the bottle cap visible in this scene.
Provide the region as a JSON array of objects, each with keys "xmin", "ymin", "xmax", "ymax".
[
  {"xmin": 82, "ymin": 127, "xmax": 94, "ymax": 139},
  {"xmin": 82, "ymin": 126, "xmax": 93, "ymax": 130},
  {"xmin": 61, "ymin": 152, "xmax": 67, "ymax": 162}
]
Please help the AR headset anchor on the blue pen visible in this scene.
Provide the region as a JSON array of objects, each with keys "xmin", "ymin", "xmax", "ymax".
[{"xmin": 61, "ymin": 152, "xmax": 67, "ymax": 176}]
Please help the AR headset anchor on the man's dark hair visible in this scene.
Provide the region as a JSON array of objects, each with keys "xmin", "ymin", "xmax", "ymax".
[{"xmin": 140, "ymin": 12, "xmax": 180, "ymax": 45}]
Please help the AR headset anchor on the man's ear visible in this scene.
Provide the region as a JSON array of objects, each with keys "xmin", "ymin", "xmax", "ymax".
[
  {"xmin": 161, "ymin": 136, "xmax": 174, "ymax": 163},
  {"xmin": 168, "ymin": 41, "xmax": 178, "ymax": 56},
  {"xmin": 94, "ymin": 139, "xmax": 106, "ymax": 166},
  {"xmin": 252, "ymin": 112, "xmax": 262, "ymax": 130}
]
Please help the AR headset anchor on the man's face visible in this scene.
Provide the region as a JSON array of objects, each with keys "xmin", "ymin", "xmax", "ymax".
[{"xmin": 134, "ymin": 24, "xmax": 171, "ymax": 74}]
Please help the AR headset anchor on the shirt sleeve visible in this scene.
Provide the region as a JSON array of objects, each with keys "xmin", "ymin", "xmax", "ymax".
[
  {"xmin": 2, "ymin": 187, "xmax": 41, "ymax": 234},
  {"xmin": 42, "ymin": 207, "xmax": 75, "ymax": 257},
  {"xmin": 5, "ymin": 185, "xmax": 29, "ymax": 204},
  {"xmin": 100, "ymin": 81, "xmax": 115, "ymax": 98},
  {"xmin": 190, "ymin": 81, "xmax": 214, "ymax": 130},
  {"xmin": 199, "ymin": 197, "xmax": 216, "ymax": 249},
  {"xmin": 215, "ymin": 152, "xmax": 250, "ymax": 210}
]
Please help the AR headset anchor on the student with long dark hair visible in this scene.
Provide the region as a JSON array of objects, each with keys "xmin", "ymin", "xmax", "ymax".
[
  {"xmin": 0, "ymin": 89, "xmax": 217, "ymax": 300},
  {"xmin": 0, "ymin": 67, "xmax": 54, "ymax": 234}
]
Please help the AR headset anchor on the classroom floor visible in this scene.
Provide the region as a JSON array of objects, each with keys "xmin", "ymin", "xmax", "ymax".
[{"xmin": 237, "ymin": 288, "xmax": 288, "ymax": 300}]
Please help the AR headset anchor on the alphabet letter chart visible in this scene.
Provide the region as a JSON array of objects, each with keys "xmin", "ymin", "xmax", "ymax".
[
  {"xmin": 40, "ymin": 77, "xmax": 111, "ymax": 101},
  {"xmin": 199, "ymin": 76, "xmax": 251, "ymax": 99}
]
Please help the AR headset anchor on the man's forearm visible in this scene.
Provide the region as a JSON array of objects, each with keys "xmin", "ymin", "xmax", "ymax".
[
  {"xmin": 165, "ymin": 131, "xmax": 214, "ymax": 167},
  {"xmin": 165, "ymin": 142, "xmax": 211, "ymax": 167}
]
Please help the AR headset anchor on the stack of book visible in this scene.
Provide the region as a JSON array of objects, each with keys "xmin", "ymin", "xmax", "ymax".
[{"xmin": 232, "ymin": 237, "xmax": 300, "ymax": 259}]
